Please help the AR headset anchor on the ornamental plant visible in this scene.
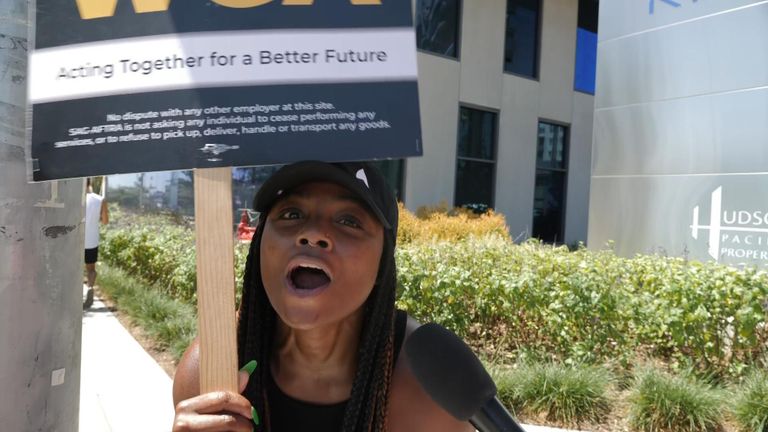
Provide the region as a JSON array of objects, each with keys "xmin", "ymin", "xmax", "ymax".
[
  {"xmin": 732, "ymin": 370, "xmax": 768, "ymax": 432},
  {"xmin": 101, "ymin": 204, "xmax": 768, "ymax": 378}
]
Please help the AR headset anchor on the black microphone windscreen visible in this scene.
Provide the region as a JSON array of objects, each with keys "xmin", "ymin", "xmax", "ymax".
[{"xmin": 405, "ymin": 322, "xmax": 497, "ymax": 421}]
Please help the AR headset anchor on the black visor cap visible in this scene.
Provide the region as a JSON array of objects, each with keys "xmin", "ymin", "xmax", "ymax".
[{"xmin": 253, "ymin": 161, "xmax": 398, "ymax": 233}]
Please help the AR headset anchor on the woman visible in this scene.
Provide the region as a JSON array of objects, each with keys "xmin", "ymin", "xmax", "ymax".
[{"xmin": 172, "ymin": 161, "xmax": 473, "ymax": 432}]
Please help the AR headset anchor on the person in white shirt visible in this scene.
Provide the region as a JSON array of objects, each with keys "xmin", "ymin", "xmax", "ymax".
[{"xmin": 84, "ymin": 178, "xmax": 108, "ymax": 309}]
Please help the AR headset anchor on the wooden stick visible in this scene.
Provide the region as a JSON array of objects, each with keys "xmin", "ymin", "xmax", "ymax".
[{"xmin": 193, "ymin": 167, "xmax": 238, "ymax": 393}]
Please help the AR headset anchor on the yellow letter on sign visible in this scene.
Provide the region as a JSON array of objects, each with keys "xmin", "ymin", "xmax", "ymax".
[
  {"xmin": 75, "ymin": 0, "xmax": 171, "ymax": 19},
  {"xmin": 75, "ymin": 0, "xmax": 117, "ymax": 19},
  {"xmin": 211, "ymin": 0, "xmax": 274, "ymax": 7},
  {"xmin": 75, "ymin": 0, "xmax": 379, "ymax": 19},
  {"xmin": 282, "ymin": 0, "xmax": 382, "ymax": 3},
  {"xmin": 132, "ymin": 0, "xmax": 172, "ymax": 13}
]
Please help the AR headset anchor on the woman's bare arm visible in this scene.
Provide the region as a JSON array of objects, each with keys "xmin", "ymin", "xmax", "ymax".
[{"xmin": 173, "ymin": 338, "xmax": 201, "ymax": 405}]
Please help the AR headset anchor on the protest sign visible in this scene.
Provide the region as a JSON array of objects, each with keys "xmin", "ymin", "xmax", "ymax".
[
  {"xmin": 28, "ymin": 1, "xmax": 421, "ymax": 181},
  {"xmin": 27, "ymin": 0, "xmax": 421, "ymax": 394}
]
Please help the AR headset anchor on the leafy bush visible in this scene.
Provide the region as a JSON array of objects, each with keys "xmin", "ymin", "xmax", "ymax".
[
  {"xmin": 490, "ymin": 362, "xmax": 613, "ymax": 425},
  {"xmin": 397, "ymin": 202, "xmax": 509, "ymax": 244},
  {"xmin": 397, "ymin": 237, "xmax": 768, "ymax": 377},
  {"xmin": 101, "ymin": 211, "xmax": 249, "ymax": 304},
  {"xmin": 102, "ymin": 205, "xmax": 768, "ymax": 378},
  {"xmin": 732, "ymin": 370, "xmax": 768, "ymax": 432},
  {"xmin": 397, "ymin": 238, "xmax": 646, "ymax": 366},
  {"xmin": 629, "ymin": 368, "xmax": 724, "ymax": 432},
  {"xmin": 625, "ymin": 255, "xmax": 768, "ymax": 377}
]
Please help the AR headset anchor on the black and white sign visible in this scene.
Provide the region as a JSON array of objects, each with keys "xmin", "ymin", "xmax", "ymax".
[{"xmin": 28, "ymin": 1, "xmax": 421, "ymax": 180}]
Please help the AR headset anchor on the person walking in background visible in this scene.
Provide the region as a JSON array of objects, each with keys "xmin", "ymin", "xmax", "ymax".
[{"xmin": 84, "ymin": 177, "xmax": 108, "ymax": 309}]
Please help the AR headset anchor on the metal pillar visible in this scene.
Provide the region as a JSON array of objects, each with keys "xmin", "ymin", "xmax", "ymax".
[{"xmin": 0, "ymin": 0, "xmax": 84, "ymax": 430}]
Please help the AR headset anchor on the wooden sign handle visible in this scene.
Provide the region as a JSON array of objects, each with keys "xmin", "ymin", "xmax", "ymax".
[{"xmin": 193, "ymin": 167, "xmax": 238, "ymax": 393}]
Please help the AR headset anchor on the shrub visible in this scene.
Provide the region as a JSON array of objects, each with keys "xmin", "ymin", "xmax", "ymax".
[
  {"xmin": 490, "ymin": 362, "xmax": 613, "ymax": 425},
  {"xmin": 397, "ymin": 202, "xmax": 509, "ymax": 244},
  {"xmin": 101, "ymin": 211, "xmax": 250, "ymax": 305},
  {"xmin": 626, "ymin": 255, "xmax": 768, "ymax": 377},
  {"xmin": 397, "ymin": 238, "xmax": 641, "ymax": 365},
  {"xmin": 732, "ymin": 370, "xmax": 768, "ymax": 432},
  {"xmin": 102, "ymin": 205, "xmax": 768, "ymax": 378},
  {"xmin": 101, "ymin": 213, "xmax": 197, "ymax": 302},
  {"xmin": 397, "ymin": 236, "xmax": 768, "ymax": 377},
  {"xmin": 629, "ymin": 368, "xmax": 724, "ymax": 432}
]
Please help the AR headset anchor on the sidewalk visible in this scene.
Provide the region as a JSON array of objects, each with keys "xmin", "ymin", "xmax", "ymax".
[
  {"xmin": 79, "ymin": 293, "xmax": 175, "ymax": 432},
  {"xmin": 78, "ymin": 291, "xmax": 578, "ymax": 432}
]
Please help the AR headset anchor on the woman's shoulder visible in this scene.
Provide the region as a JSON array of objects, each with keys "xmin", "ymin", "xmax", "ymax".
[{"xmin": 389, "ymin": 313, "xmax": 474, "ymax": 432}]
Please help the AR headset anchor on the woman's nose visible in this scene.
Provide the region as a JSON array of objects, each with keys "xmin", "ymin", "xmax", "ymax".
[
  {"xmin": 298, "ymin": 237, "xmax": 330, "ymax": 249},
  {"xmin": 296, "ymin": 222, "xmax": 332, "ymax": 250}
]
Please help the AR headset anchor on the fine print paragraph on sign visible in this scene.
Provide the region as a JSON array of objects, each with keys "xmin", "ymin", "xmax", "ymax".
[{"xmin": 53, "ymin": 101, "xmax": 391, "ymax": 148}]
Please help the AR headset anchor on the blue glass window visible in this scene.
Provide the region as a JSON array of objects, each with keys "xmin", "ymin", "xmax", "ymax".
[{"xmin": 574, "ymin": 0, "xmax": 599, "ymax": 94}]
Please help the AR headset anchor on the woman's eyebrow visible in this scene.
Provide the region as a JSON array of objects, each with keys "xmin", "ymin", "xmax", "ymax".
[{"xmin": 286, "ymin": 190, "xmax": 374, "ymax": 216}]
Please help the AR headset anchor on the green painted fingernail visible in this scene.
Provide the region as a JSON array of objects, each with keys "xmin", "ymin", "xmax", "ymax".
[
  {"xmin": 252, "ymin": 406, "xmax": 260, "ymax": 425},
  {"xmin": 240, "ymin": 360, "xmax": 257, "ymax": 376}
]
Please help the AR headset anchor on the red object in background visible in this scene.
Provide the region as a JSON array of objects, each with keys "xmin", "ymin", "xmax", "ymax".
[{"xmin": 237, "ymin": 209, "xmax": 256, "ymax": 242}]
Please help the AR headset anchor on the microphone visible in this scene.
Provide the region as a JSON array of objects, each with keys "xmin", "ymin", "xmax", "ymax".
[{"xmin": 405, "ymin": 322, "xmax": 526, "ymax": 432}]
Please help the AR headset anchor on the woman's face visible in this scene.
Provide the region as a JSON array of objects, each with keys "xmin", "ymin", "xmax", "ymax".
[{"xmin": 260, "ymin": 181, "xmax": 385, "ymax": 329}]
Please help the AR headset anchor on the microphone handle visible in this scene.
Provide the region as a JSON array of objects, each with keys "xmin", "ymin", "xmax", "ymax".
[{"xmin": 469, "ymin": 396, "xmax": 526, "ymax": 432}]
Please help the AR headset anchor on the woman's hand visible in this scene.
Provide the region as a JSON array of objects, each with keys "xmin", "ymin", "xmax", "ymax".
[{"xmin": 172, "ymin": 367, "xmax": 256, "ymax": 431}]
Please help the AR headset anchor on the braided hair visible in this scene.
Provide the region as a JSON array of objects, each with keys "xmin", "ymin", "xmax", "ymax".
[{"xmin": 237, "ymin": 207, "xmax": 398, "ymax": 432}]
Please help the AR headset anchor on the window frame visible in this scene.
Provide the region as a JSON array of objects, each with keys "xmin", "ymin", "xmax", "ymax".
[
  {"xmin": 502, "ymin": 0, "xmax": 543, "ymax": 81},
  {"xmin": 531, "ymin": 119, "xmax": 570, "ymax": 243},
  {"xmin": 454, "ymin": 104, "xmax": 500, "ymax": 209},
  {"xmin": 414, "ymin": 0, "xmax": 464, "ymax": 61}
]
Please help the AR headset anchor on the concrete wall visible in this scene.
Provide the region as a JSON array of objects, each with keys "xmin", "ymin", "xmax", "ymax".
[
  {"xmin": 0, "ymin": 0, "xmax": 84, "ymax": 430},
  {"xmin": 589, "ymin": 0, "xmax": 768, "ymax": 267},
  {"xmin": 405, "ymin": 53, "xmax": 461, "ymax": 207},
  {"xmin": 407, "ymin": 0, "xmax": 594, "ymax": 244}
]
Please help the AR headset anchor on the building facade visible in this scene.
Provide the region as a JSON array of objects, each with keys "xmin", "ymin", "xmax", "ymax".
[
  {"xmin": 108, "ymin": 0, "xmax": 598, "ymax": 245},
  {"xmin": 588, "ymin": 0, "xmax": 768, "ymax": 268},
  {"xmin": 407, "ymin": 0, "xmax": 596, "ymax": 244}
]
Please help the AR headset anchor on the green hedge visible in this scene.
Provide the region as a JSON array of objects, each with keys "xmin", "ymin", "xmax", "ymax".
[
  {"xmin": 399, "ymin": 237, "xmax": 768, "ymax": 376},
  {"xmin": 101, "ymin": 210, "xmax": 768, "ymax": 378},
  {"xmin": 101, "ymin": 211, "xmax": 249, "ymax": 304}
]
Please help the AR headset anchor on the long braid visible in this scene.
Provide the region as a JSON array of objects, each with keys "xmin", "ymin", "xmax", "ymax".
[
  {"xmin": 238, "ymin": 215, "xmax": 398, "ymax": 432},
  {"xmin": 341, "ymin": 233, "xmax": 397, "ymax": 432},
  {"xmin": 372, "ymin": 275, "xmax": 396, "ymax": 432},
  {"xmin": 237, "ymin": 217, "xmax": 273, "ymax": 432}
]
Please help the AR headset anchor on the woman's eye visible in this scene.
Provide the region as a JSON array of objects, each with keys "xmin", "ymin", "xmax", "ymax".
[
  {"xmin": 338, "ymin": 216, "xmax": 361, "ymax": 229},
  {"xmin": 278, "ymin": 209, "xmax": 302, "ymax": 220}
]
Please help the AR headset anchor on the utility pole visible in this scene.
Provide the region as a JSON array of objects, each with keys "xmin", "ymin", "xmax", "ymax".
[{"xmin": 0, "ymin": 0, "xmax": 84, "ymax": 430}]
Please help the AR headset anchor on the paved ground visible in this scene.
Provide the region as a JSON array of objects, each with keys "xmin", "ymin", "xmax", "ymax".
[
  {"xmin": 78, "ymin": 290, "xmax": 579, "ymax": 432},
  {"xmin": 80, "ymin": 293, "xmax": 175, "ymax": 431}
]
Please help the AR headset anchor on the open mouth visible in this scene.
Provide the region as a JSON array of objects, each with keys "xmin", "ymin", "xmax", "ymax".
[{"xmin": 288, "ymin": 264, "xmax": 331, "ymax": 292}]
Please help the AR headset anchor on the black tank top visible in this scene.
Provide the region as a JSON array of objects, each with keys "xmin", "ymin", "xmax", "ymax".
[{"xmin": 266, "ymin": 310, "xmax": 408, "ymax": 431}]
